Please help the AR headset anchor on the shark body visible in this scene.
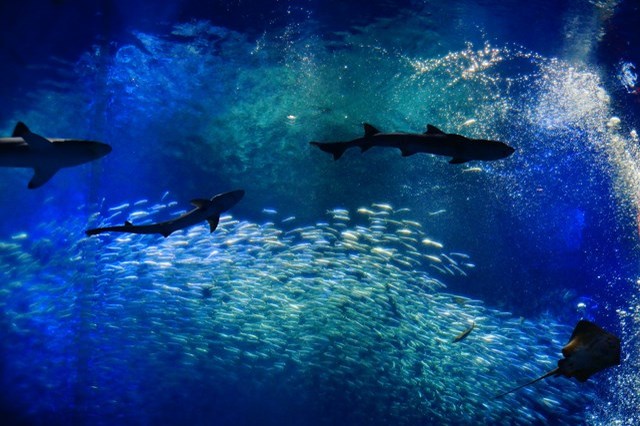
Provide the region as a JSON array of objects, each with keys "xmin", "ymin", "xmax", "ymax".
[
  {"xmin": 86, "ymin": 190, "xmax": 245, "ymax": 238},
  {"xmin": 310, "ymin": 123, "xmax": 515, "ymax": 164},
  {"xmin": 0, "ymin": 122, "xmax": 112, "ymax": 189}
]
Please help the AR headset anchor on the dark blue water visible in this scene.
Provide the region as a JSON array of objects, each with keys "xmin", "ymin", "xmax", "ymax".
[{"xmin": 1, "ymin": 0, "xmax": 639, "ymax": 425}]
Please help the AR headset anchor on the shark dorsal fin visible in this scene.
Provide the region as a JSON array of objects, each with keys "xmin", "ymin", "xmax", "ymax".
[
  {"xmin": 207, "ymin": 215, "xmax": 220, "ymax": 233},
  {"xmin": 363, "ymin": 123, "xmax": 381, "ymax": 137},
  {"xmin": 21, "ymin": 127, "xmax": 52, "ymax": 150},
  {"xmin": 426, "ymin": 125, "xmax": 446, "ymax": 135},
  {"xmin": 12, "ymin": 122, "xmax": 30, "ymax": 137},
  {"xmin": 124, "ymin": 221, "xmax": 133, "ymax": 227},
  {"xmin": 191, "ymin": 198, "xmax": 211, "ymax": 209}
]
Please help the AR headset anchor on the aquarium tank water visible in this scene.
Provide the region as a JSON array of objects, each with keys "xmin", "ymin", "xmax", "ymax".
[{"xmin": 0, "ymin": 0, "xmax": 639, "ymax": 425}]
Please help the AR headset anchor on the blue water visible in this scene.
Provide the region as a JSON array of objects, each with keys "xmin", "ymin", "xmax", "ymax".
[{"xmin": 1, "ymin": 0, "xmax": 639, "ymax": 425}]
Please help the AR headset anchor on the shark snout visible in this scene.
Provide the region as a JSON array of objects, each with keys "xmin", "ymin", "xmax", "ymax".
[
  {"xmin": 92, "ymin": 142, "xmax": 112, "ymax": 158},
  {"xmin": 212, "ymin": 189, "xmax": 245, "ymax": 212},
  {"xmin": 494, "ymin": 142, "xmax": 515, "ymax": 159}
]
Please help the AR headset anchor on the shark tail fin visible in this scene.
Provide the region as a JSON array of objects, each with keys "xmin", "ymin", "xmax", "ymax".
[
  {"xmin": 310, "ymin": 142, "xmax": 349, "ymax": 161},
  {"xmin": 12, "ymin": 122, "xmax": 30, "ymax": 137},
  {"xmin": 493, "ymin": 367, "xmax": 560, "ymax": 399}
]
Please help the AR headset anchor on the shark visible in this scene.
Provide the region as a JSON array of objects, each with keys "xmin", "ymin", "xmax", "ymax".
[
  {"xmin": 85, "ymin": 189, "xmax": 245, "ymax": 238},
  {"xmin": 310, "ymin": 123, "xmax": 515, "ymax": 164},
  {"xmin": 0, "ymin": 122, "xmax": 112, "ymax": 189}
]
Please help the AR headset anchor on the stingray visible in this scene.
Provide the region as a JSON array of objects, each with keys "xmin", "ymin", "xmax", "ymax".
[{"xmin": 494, "ymin": 320, "xmax": 621, "ymax": 398}]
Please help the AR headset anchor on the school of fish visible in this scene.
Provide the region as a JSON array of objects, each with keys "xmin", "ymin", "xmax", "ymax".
[{"xmin": 0, "ymin": 197, "xmax": 596, "ymax": 425}]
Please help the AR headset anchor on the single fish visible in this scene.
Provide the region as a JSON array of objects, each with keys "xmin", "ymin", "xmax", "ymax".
[{"xmin": 453, "ymin": 321, "xmax": 475, "ymax": 343}]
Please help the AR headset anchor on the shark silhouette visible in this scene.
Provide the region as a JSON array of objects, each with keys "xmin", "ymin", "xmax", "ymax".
[
  {"xmin": 0, "ymin": 122, "xmax": 112, "ymax": 188},
  {"xmin": 86, "ymin": 190, "xmax": 245, "ymax": 238},
  {"xmin": 310, "ymin": 123, "xmax": 515, "ymax": 163},
  {"xmin": 494, "ymin": 320, "xmax": 621, "ymax": 398}
]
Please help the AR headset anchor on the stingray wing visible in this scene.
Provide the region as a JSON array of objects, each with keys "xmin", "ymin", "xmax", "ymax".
[{"xmin": 559, "ymin": 320, "xmax": 621, "ymax": 381}]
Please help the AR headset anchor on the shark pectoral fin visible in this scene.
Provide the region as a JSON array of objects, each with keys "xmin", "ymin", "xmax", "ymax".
[
  {"xmin": 311, "ymin": 142, "xmax": 347, "ymax": 160},
  {"xmin": 190, "ymin": 198, "xmax": 210, "ymax": 209},
  {"xmin": 360, "ymin": 143, "xmax": 372, "ymax": 153},
  {"xmin": 426, "ymin": 125, "xmax": 446, "ymax": 135},
  {"xmin": 12, "ymin": 122, "xmax": 30, "ymax": 137},
  {"xmin": 449, "ymin": 157, "xmax": 469, "ymax": 164},
  {"xmin": 363, "ymin": 123, "xmax": 381, "ymax": 137},
  {"xmin": 22, "ymin": 129, "xmax": 53, "ymax": 150},
  {"xmin": 400, "ymin": 148, "xmax": 414, "ymax": 157},
  {"xmin": 28, "ymin": 166, "xmax": 60, "ymax": 189},
  {"xmin": 207, "ymin": 215, "xmax": 220, "ymax": 233}
]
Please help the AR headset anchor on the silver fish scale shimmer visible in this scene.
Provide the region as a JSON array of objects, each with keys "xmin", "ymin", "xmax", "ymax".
[{"xmin": 0, "ymin": 199, "xmax": 594, "ymax": 425}]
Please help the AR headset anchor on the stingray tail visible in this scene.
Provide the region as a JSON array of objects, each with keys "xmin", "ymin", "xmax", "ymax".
[{"xmin": 493, "ymin": 367, "xmax": 560, "ymax": 399}]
